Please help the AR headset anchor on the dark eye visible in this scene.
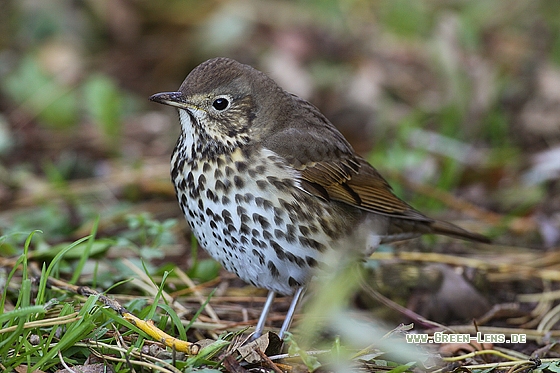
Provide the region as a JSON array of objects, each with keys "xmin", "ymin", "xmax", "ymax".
[{"xmin": 212, "ymin": 97, "xmax": 229, "ymax": 111}]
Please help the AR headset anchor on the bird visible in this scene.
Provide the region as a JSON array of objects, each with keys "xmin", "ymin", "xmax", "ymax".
[{"xmin": 149, "ymin": 57, "xmax": 490, "ymax": 340}]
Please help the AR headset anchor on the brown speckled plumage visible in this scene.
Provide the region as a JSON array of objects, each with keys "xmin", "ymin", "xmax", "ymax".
[{"xmin": 150, "ymin": 57, "xmax": 489, "ymax": 337}]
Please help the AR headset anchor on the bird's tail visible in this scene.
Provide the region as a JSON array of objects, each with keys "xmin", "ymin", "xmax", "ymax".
[{"xmin": 430, "ymin": 220, "xmax": 491, "ymax": 244}]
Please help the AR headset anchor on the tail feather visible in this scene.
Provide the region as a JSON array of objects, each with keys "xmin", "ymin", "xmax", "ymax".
[{"xmin": 430, "ymin": 220, "xmax": 491, "ymax": 244}]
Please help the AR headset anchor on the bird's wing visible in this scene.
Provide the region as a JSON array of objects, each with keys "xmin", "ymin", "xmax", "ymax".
[
  {"xmin": 299, "ymin": 156, "xmax": 430, "ymax": 221},
  {"xmin": 262, "ymin": 96, "xmax": 430, "ymax": 222}
]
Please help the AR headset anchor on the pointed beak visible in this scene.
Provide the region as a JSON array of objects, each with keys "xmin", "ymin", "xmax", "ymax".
[{"xmin": 149, "ymin": 91, "xmax": 191, "ymax": 109}]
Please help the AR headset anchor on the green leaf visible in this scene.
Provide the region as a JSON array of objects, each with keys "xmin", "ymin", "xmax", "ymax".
[
  {"xmin": 32, "ymin": 239, "xmax": 112, "ymax": 261},
  {"xmin": 2, "ymin": 55, "xmax": 78, "ymax": 128},
  {"xmin": 286, "ymin": 333, "xmax": 322, "ymax": 371},
  {"xmin": 379, "ymin": 0, "xmax": 430, "ymax": 38},
  {"xmin": 82, "ymin": 74, "xmax": 123, "ymax": 146},
  {"xmin": 188, "ymin": 258, "xmax": 221, "ymax": 282},
  {"xmin": 387, "ymin": 362, "xmax": 416, "ymax": 373},
  {"xmin": 545, "ymin": 361, "xmax": 560, "ymax": 373},
  {"xmin": 0, "ymin": 305, "xmax": 46, "ymax": 325},
  {"xmin": 184, "ymin": 338, "xmax": 230, "ymax": 368}
]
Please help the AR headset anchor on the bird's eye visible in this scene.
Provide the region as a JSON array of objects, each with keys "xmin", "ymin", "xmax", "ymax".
[{"xmin": 212, "ymin": 97, "xmax": 230, "ymax": 111}]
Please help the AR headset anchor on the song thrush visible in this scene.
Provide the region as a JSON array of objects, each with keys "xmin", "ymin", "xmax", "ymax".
[{"xmin": 150, "ymin": 57, "xmax": 490, "ymax": 339}]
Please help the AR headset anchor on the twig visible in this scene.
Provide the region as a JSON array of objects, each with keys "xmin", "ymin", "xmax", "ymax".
[{"xmin": 255, "ymin": 348, "xmax": 284, "ymax": 373}]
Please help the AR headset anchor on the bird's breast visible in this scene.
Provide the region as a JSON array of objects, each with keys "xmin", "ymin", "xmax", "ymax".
[{"xmin": 170, "ymin": 146, "xmax": 363, "ymax": 294}]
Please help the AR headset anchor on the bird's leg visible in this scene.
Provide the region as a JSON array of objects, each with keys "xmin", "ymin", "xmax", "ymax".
[
  {"xmin": 252, "ymin": 290, "xmax": 276, "ymax": 340},
  {"xmin": 278, "ymin": 287, "xmax": 304, "ymax": 340}
]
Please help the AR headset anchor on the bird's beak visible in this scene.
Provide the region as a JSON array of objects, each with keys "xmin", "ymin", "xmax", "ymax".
[{"xmin": 149, "ymin": 91, "xmax": 191, "ymax": 109}]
